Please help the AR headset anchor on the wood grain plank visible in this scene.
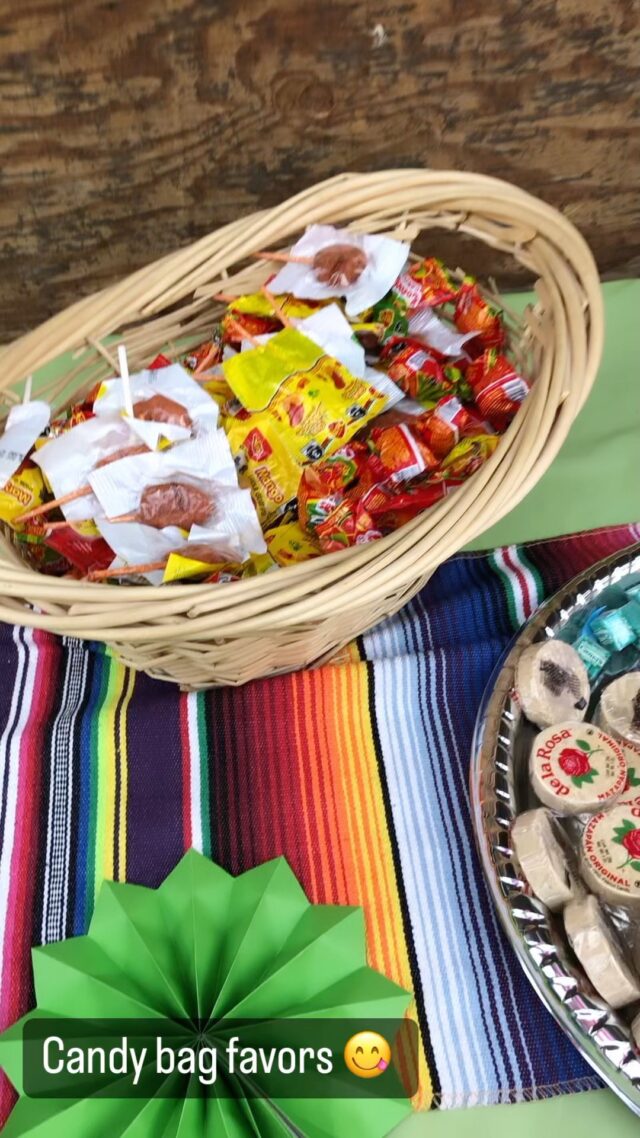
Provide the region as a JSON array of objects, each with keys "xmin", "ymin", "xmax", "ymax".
[{"xmin": 0, "ymin": 0, "xmax": 638, "ymax": 339}]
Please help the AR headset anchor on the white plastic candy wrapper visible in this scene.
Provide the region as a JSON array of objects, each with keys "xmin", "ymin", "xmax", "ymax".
[
  {"xmin": 89, "ymin": 432, "xmax": 237, "ymax": 521},
  {"xmin": 96, "ymin": 485, "xmax": 265, "ymax": 585},
  {"xmin": 511, "ymin": 808, "xmax": 579, "ymax": 911},
  {"xmin": 96, "ymin": 520, "xmax": 186, "ymax": 585},
  {"xmin": 268, "ymin": 224, "xmax": 410, "ymax": 316},
  {"xmin": 564, "ymin": 894, "xmax": 640, "ymax": 1009},
  {"xmin": 34, "ymin": 415, "xmax": 143, "ymax": 521},
  {"xmin": 94, "ymin": 363, "xmax": 219, "ymax": 444},
  {"xmin": 408, "ymin": 307, "xmax": 478, "ymax": 358},
  {"xmin": 0, "ymin": 401, "xmax": 50, "ymax": 487},
  {"xmin": 189, "ymin": 485, "xmax": 267, "ymax": 560}
]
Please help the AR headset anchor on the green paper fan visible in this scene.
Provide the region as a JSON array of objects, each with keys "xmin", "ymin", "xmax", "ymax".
[{"xmin": 0, "ymin": 851, "xmax": 414, "ymax": 1138}]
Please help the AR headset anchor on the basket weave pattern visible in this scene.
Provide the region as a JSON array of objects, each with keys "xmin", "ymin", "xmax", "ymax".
[{"xmin": 0, "ymin": 170, "xmax": 603, "ymax": 687}]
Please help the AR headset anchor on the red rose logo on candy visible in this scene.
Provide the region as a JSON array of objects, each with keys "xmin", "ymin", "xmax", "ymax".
[
  {"xmin": 558, "ymin": 748, "xmax": 591, "ymax": 777},
  {"xmin": 613, "ymin": 819, "xmax": 640, "ymax": 871},
  {"xmin": 558, "ymin": 738, "xmax": 601, "ymax": 787}
]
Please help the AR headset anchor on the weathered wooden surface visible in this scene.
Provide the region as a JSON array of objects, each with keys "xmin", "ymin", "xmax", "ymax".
[{"xmin": 0, "ymin": 0, "xmax": 638, "ymax": 340}]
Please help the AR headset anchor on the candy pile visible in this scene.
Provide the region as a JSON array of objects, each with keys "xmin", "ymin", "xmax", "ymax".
[
  {"xmin": 512, "ymin": 585, "xmax": 640, "ymax": 1039},
  {"xmin": 0, "ymin": 224, "xmax": 531, "ymax": 585}
]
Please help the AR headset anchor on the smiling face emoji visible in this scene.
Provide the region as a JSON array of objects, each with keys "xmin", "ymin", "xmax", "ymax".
[{"xmin": 344, "ymin": 1031, "xmax": 391, "ymax": 1078}]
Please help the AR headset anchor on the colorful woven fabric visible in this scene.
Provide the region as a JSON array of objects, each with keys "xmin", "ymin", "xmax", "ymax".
[{"xmin": 0, "ymin": 524, "xmax": 638, "ymax": 1123}]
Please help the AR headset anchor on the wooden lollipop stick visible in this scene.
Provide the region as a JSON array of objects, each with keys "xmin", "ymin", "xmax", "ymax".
[
  {"xmin": 193, "ymin": 344, "xmax": 220, "ymax": 377},
  {"xmin": 17, "ymin": 484, "xmax": 93, "ymax": 523},
  {"xmin": 252, "ymin": 251, "xmax": 312, "ymax": 265},
  {"xmin": 260, "ymin": 286, "xmax": 294, "ymax": 329},
  {"xmin": 89, "ymin": 559, "xmax": 167, "ymax": 581},
  {"xmin": 225, "ymin": 317, "xmax": 264, "ymax": 350},
  {"xmin": 106, "ymin": 512, "xmax": 138, "ymax": 524}
]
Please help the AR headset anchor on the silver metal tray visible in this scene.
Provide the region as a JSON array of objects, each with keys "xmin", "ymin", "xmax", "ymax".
[{"xmin": 471, "ymin": 542, "xmax": 640, "ymax": 1114}]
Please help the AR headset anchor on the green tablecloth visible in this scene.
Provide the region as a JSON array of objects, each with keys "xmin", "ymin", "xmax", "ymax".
[{"xmin": 397, "ymin": 283, "xmax": 640, "ymax": 1134}]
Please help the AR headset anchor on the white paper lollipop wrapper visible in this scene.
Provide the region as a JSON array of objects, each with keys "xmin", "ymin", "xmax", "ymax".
[
  {"xmin": 89, "ymin": 432, "xmax": 237, "ymax": 519},
  {"xmin": 34, "ymin": 415, "xmax": 142, "ymax": 522},
  {"xmin": 408, "ymin": 307, "xmax": 477, "ymax": 358},
  {"xmin": 268, "ymin": 224, "xmax": 409, "ymax": 316},
  {"xmin": 94, "ymin": 363, "xmax": 219, "ymax": 437},
  {"xmin": 0, "ymin": 401, "xmax": 50, "ymax": 487},
  {"xmin": 189, "ymin": 484, "xmax": 267, "ymax": 561},
  {"xmin": 96, "ymin": 520, "xmax": 186, "ymax": 585}
]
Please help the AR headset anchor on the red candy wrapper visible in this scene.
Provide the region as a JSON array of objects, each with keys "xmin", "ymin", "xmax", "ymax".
[
  {"xmin": 149, "ymin": 353, "xmax": 172, "ymax": 370},
  {"xmin": 298, "ymin": 442, "xmax": 369, "ymax": 531},
  {"xmin": 465, "ymin": 350, "xmax": 530, "ymax": 430},
  {"xmin": 394, "ymin": 258, "xmax": 458, "ymax": 309},
  {"xmin": 381, "ymin": 340, "xmax": 454, "ymax": 406},
  {"xmin": 454, "ymin": 281, "xmax": 506, "ymax": 353},
  {"xmin": 45, "ymin": 525, "xmax": 115, "ymax": 575},
  {"xmin": 315, "ymin": 493, "xmax": 382, "ymax": 552},
  {"xmin": 222, "ymin": 311, "xmax": 281, "ymax": 343},
  {"xmin": 410, "ymin": 396, "xmax": 491, "ymax": 460}
]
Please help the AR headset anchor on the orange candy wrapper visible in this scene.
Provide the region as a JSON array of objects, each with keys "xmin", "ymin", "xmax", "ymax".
[
  {"xmin": 465, "ymin": 350, "xmax": 530, "ymax": 430},
  {"xmin": 454, "ymin": 280, "xmax": 506, "ymax": 353}
]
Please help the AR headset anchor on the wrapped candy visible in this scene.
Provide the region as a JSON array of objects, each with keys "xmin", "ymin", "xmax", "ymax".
[
  {"xmin": 267, "ymin": 224, "xmax": 409, "ymax": 316},
  {"xmin": 223, "ymin": 329, "xmax": 392, "ymax": 526},
  {"xmin": 454, "ymin": 280, "xmax": 506, "ymax": 352},
  {"xmin": 0, "ymin": 400, "xmax": 50, "ymax": 487},
  {"xmin": 465, "ymin": 350, "xmax": 530, "ymax": 430},
  {"xmin": 369, "ymin": 423, "xmax": 438, "ymax": 484},
  {"xmin": 0, "ymin": 460, "xmax": 47, "ymax": 528},
  {"xmin": 380, "ymin": 339, "xmax": 454, "ymax": 406},
  {"xmin": 94, "ymin": 362, "xmax": 219, "ymax": 444},
  {"xmin": 42, "ymin": 520, "xmax": 115, "ymax": 575},
  {"xmin": 435, "ymin": 433, "xmax": 500, "ymax": 479},
  {"xmin": 89, "ymin": 432, "xmax": 237, "ymax": 522},
  {"xmin": 265, "ymin": 521, "xmax": 321, "ymax": 566},
  {"xmin": 366, "ymin": 258, "xmax": 459, "ymax": 342},
  {"xmin": 32, "ymin": 416, "xmax": 149, "ymax": 522}
]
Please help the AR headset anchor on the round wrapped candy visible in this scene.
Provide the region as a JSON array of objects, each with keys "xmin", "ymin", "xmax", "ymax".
[
  {"xmin": 564, "ymin": 894, "xmax": 640, "ymax": 1008},
  {"xmin": 515, "ymin": 640, "xmax": 590, "ymax": 728},
  {"xmin": 581, "ymin": 793, "xmax": 640, "ymax": 909},
  {"xmin": 596, "ymin": 672, "xmax": 640, "ymax": 748},
  {"xmin": 530, "ymin": 721, "xmax": 627, "ymax": 815},
  {"xmin": 511, "ymin": 808, "xmax": 580, "ymax": 911}
]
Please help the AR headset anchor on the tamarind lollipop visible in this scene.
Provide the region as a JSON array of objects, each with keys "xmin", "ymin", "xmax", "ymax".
[
  {"xmin": 253, "ymin": 244, "xmax": 368, "ymax": 288},
  {"xmin": 88, "ymin": 542, "xmax": 227, "ymax": 582}
]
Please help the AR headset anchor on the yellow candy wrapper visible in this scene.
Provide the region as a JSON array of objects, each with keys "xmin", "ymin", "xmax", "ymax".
[
  {"xmin": 0, "ymin": 463, "xmax": 46, "ymax": 528},
  {"xmin": 229, "ymin": 292, "xmax": 325, "ymax": 321},
  {"xmin": 223, "ymin": 329, "xmax": 389, "ymax": 526},
  {"xmin": 225, "ymin": 415, "xmax": 301, "ymax": 527},
  {"xmin": 163, "ymin": 551, "xmax": 245, "ymax": 584},
  {"xmin": 265, "ymin": 521, "xmax": 321, "ymax": 566},
  {"xmin": 438, "ymin": 433, "xmax": 500, "ymax": 479}
]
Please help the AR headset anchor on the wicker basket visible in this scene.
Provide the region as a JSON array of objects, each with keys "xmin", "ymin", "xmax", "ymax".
[{"xmin": 0, "ymin": 170, "xmax": 602, "ymax": 688}]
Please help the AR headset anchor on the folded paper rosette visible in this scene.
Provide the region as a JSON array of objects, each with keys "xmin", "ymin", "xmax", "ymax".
[{"xmin": 0, "ymin": 850, "xmax": 414, "ymax": 1137}]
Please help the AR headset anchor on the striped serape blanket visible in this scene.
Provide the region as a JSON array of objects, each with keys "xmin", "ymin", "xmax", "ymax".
[{"xmin": 1, "ymin": 522, "xmax": 638, "ymax": 1122}]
